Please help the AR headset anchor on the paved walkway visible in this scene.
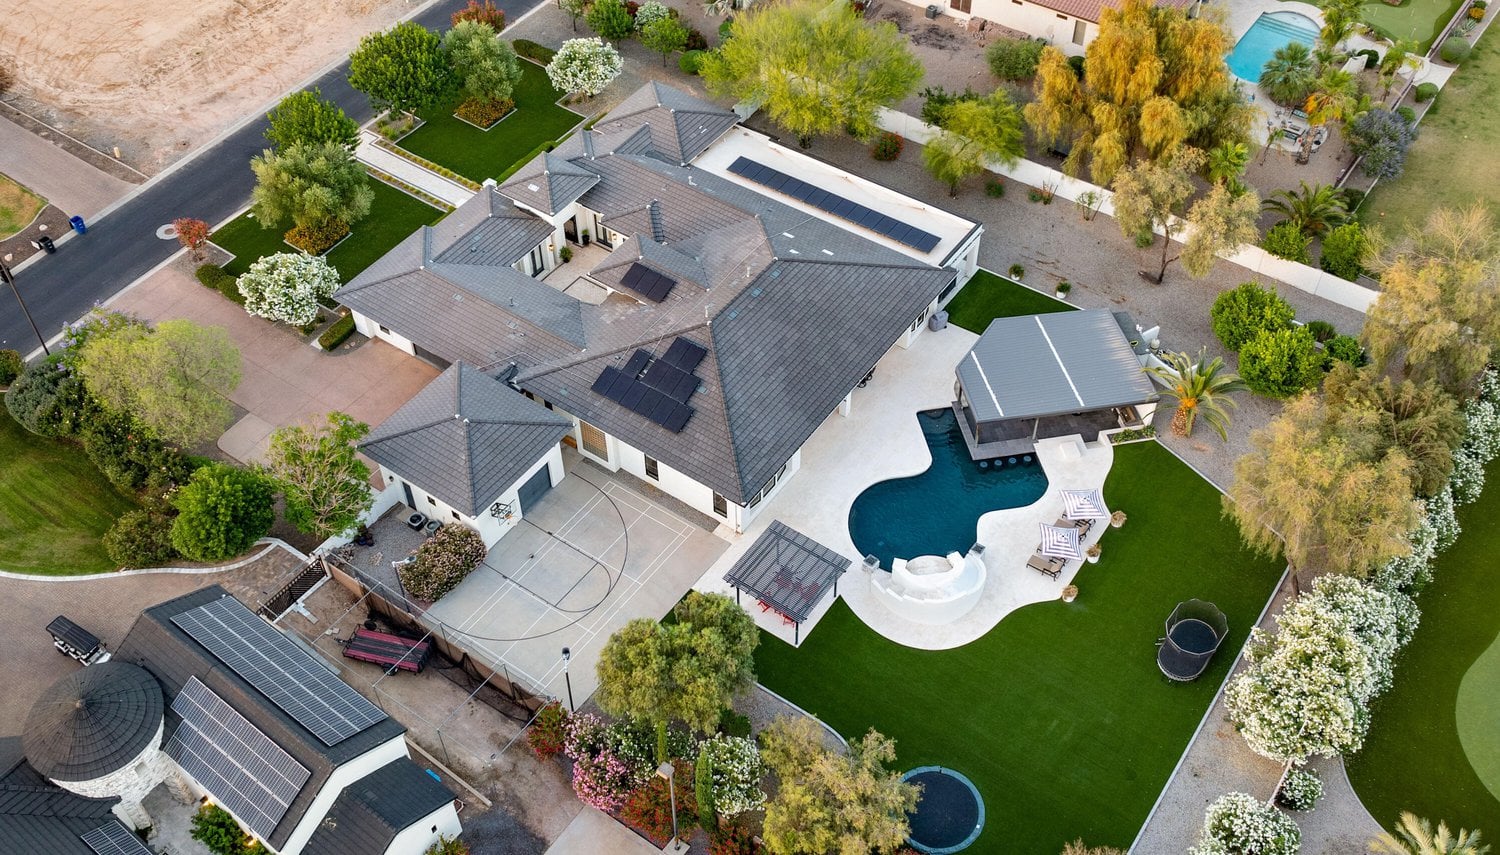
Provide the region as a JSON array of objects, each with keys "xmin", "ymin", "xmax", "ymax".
[
  {"xmin": 0, "ymin": 116, "xmax": 134, "ymax": 220},
  {"xmin": 107, "ymin": 259, "xmax": 438, "ymax": 463},
  {"xmin": 542, "ymin": 807, "xmax": 662, "ymax": 855},
  {"xmin": 356, "ymin": 131, "xmax": 476, "ymax": 208}
]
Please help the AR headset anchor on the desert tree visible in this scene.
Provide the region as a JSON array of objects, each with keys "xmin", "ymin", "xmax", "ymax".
[
  {"xmin": 640, "ymin": 16, "xmax": 689, "ymax": 66},
  {"xmin": 1146, "ymin": 349, "xmax": 1247, "ymax": 440},
  {"xmin": 1111, "ymin": 147, "xmax": 1256, "ymax": 282},
  {"xmin": 921, "ymin": 90, "xmax": 1024, "ymax": 196},
  {"xmin": 264, "ymin": 89, "xmax": 360, "ymax": 151},
  {"xmin": 263, "ymin": 412, "xmax": 373, "ymax": 540},
  {"xmin": 348, "ymin": 21, "xmax": 450, "ymax": 117},
  {"xmin": 173, "ymin": 217, "xmax": 211, "ymax": 262},
  {"xmin": 1323, "ymin": 362, "xmax": 1465, "ymax": 497},
  {"xmin": 559, "ymin": 0, "xmax": 588, "ymax": 32},
  {"xmin": 545, "ymin": 37, "xmax": 623, "ymax": 98},
  {"xmin": 444, "ymin": 20, "xmax": 524, "ymax": 107},
  {"xmin": 452, "ymin": 0, "xmax": 506, "ymax": 32},
  {"xmin": 249, "ymin": 141, "xmax": 374, "ymax": 245},
  {"xmin": 1181, "ymin": 181, "xmax": 1262, "ymax": 278},
  {"xmin": 700, "ymin": 0, "xmax": 923, "ymax": 147}
]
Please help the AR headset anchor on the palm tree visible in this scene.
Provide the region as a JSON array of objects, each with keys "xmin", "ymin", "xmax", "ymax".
[
  {"xmin": 1264, "ymin": 181, "xmax": 1350, "ymax": 237},
  {"xmin": 1259, "ymin": 42, "xmax": 1316, "ymax": 107},
  {"xmin": 1318, "ymin": 0, "xmax": 1364, "ymax": 50},
  {"xmin": 1145, "ymin": 349, "xmax": 1247, "ymax": 440},
  {"xmin": 1301, "ymin": 67, "xmax": 1361, "ymax": 162},
  {"xmin": 1380, "ymin": 40, "xmax": 1422, "ymax": 104},
  {"xmin": 1207, "ymin": 141, "xmax": 1250, "ymax": 185},
  {"xmin": 1370, "ymin": 813, "xmax": 1490, "ymax": 855}
]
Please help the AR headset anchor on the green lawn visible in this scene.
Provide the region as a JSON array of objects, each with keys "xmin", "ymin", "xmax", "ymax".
[
  {"xmin": 1361, "ymin": 0, "xmax": 1464, "ymax": 51},
  {"xmin": 0, "ymin": 410, "xmax": 138, "ymax": 575},
  {"xmin": 1346, "ymin": 457, "xmax": 1500, "ymax": 835},
  {"xmin": 214, "ymin": 179, "xmax": 447, "ymax": 282},
  {"xmin": 945, "ymin": 268, "xmax": 1077, "ymax": 333},
  {"xmin": 0, "ymin": 173, "xmax": 45, "ymax": 238},
  {"xmin": 1358, "ymin": 29, "xmax": 1499, "ymax": 236},
  {"xmin": 755, "ymin": 442, "xmax": 1285, "ymax": 853},
  {"xmin": 397, "ymin": 61, "xmax": 583, "ymax": 183}
]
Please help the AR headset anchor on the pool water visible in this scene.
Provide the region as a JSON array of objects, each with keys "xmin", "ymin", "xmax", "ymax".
[
  {"xmin": 848, "ymin": 409, "xmax": 1048, "ymax": 569},
  {"xmin": 1226, "ymin": 11, "xmax": 1320, "ymax": 82}
]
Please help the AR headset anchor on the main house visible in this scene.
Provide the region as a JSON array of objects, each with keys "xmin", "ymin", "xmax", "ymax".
[
  {"xmin": 340, "ymin": 82, "xmax": 982, "ymax": 541},
  {"xmin": 9, "ymin": 588, "xmax": 460, "ymax": 855},
  {"xmin": 900, "ymin": 0, "xmax": 1194, "ymax": 56}
]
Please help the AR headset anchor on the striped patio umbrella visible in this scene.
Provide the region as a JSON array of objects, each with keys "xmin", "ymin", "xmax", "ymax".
[
  {"xmin": 1060, "ymin": 489, "xmax": 1110, "ymax": 521},
  {"xmin": 1039, "ymin": 523, "xmax": 1083, "ymax": 560}
]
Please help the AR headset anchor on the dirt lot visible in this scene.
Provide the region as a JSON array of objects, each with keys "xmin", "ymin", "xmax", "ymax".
[{"xmin": 0, "ymin": 0, "xmax": 409, "ymax": 172}]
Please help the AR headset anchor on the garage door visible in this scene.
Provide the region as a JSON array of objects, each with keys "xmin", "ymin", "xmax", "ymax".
[{"xmin": 518, "ymin": 465, "xmax": 554, "ymax": 513}]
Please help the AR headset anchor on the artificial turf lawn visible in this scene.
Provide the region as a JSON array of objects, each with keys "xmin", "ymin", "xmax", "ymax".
[
  {"xmin": 754, "ymin": 442, "xmax": 1285, "ymax": 853},
  {"xmin": 397, "ymin": 61, "xmax": 583, "ymax": 183},
  {"xmin": 1346, "ymin": 457, "xmax": 1500, "ymax": 834},
  {"xmin": 1358, "ymin": 28, "xmax": 1500, "ymax": 236},
  {"xmin": 0, "ymin": 409, "xmax": 139, "ymax": 575},
  {"xmin": 1360, "ymin": 0, "xmax": 1464, "ymax": 51},
  {"xmin": 944, "ymin": 268, "xmax": 1077, "ymax": 334},
  {"xmin": 214, "ymin": 179, "xmax": 446, "ymax": 282},
  {"xmin": 0, "ymin": 173, "xmax": 45, "ymax": 238}
]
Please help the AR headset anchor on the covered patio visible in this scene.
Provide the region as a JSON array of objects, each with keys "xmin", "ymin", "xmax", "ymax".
[{"xmin": 723, "ymin": 521, "xmax": 851, "ymax": 645}]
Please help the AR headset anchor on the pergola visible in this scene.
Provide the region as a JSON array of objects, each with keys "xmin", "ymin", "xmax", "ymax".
[{"xmin": 723, "ymin": 520, "xmax": 852, "ymax": 644}]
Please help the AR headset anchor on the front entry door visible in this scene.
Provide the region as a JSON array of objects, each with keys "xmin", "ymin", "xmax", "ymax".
[
  {"xmin": 517, "ymin": 465, "xmax": 554, "ymax": 513},
  {"xmin": 564, "ymin": 218, "xmax": 579, "ymax": 244},
  {"xmin": 402, "ymin": 481, "xmax": 415, "ymax": 509}
]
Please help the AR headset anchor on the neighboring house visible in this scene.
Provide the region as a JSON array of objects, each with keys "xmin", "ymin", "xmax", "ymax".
[
  {"xmin": 10, "ymin": 587, "xmax": 461, "ymax": 855},
  {"xmin": 0, "ymin": 737, "xmax": 153, "ymax": 855},
  {"xmin": 912, "ymin": 0, "xmax": 1194, "ymax": 56},
  {"xmin": 954, "ymin": 309, "xmax": 1158, "ymax": 456},
  {"xmin": 338, "ymin": 82, "xmax": 982, "ymax": 534}
]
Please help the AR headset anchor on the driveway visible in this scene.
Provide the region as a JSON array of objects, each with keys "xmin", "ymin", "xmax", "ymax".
[
  {"xmin": 424, "ymin": 453, "xmax": 729, "ymax": 706},
  {"xmin": 108, "ymin": 260, "xmax": 439, "ymax": 463}
]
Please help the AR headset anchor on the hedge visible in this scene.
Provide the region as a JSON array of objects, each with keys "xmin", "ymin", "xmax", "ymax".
[
  {"xmin": 1439, "ymin": 37, "xmax": 1473, "ymax": 63},
  {"xmin": 1415, "ymin": 82, "xmax": 1439, "ymax": 102},
  {"xmin": 319, "ymin": 314, "xmax": 356, "ymax": 350},
  {"xmin": 514, "ymin": 39, "xmax": 556, "ymax": 64}
]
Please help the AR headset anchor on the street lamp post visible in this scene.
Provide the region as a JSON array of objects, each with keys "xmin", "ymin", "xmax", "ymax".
[
  {"xmin": 561, "ymin": 647, "xmax": 575, "ymax": 712},
  {"xmin": 0, "ymin": 255, "xmax": 49, "ymax": 356},
  {"xmin": 656, "ymin": 761, "xmax": 679, "ymax": 850}
]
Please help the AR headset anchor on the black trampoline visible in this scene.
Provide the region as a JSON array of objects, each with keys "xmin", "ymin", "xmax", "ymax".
[
  {"xmin": 903, "ymin": 767, "xmax": 984, "ymax": 853},
  {"xmin": 1157, "ymin": 599, "xmax": 1228, "ymax": 681}
]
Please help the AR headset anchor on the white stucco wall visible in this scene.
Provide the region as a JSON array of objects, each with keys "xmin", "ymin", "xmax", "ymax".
[
  {"xmin": 385, "ymin": 800, "xmax": 463, "ymax": 855},
  {"xmin": 278, "ymin": 736, "xmax": 411, "ymax": 855},
  {"xmin": 379, "ymin": 443, "xmax": 563, "ymax": 549},
  {"xmin": 352, "ymin": 312, "xmax": 418, "ymax": 356},
  {"xmin": 918, "ymin": 0, "xmax": 1092, "ymax": 54}
]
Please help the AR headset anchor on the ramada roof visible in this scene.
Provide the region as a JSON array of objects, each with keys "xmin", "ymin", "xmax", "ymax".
[{"xmin": 1030, "ymin": 0, "xmax": 1192, "ymax": 23}]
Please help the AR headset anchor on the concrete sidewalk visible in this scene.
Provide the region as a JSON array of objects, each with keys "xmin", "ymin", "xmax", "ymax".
[
  {"xmin": 0, "ymin": 117, "xmax": 134, "ymax": 220},
  {"xmin": 542, "ymin": 807, "xmax": 665, "ymax": 855},
  {"xmin": 356, "ymin": 132, "xmax": 475, "ymax": 208}
]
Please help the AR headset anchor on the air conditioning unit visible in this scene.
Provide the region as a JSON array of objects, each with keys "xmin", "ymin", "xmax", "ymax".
[
  {"xmin": 925, "ymin": 4, "xmax": 941, "ymax": 18},
  {"xmin": 423, "ymin": 520, "xmax": 444, "ymax": 536},
  {"xmin": 407, "ymin": 512, "xmax": 428, "ymax": 531}
]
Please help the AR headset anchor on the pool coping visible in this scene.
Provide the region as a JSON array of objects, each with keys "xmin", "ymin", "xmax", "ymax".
[{"xmin": 903, "ymin": 765, "xmax": 987, "ymax": 854}]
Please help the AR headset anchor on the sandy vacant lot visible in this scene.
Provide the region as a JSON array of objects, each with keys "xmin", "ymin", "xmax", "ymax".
[{"xmin": 0, "ymin": 0, "xmax": 410, "ymax": 172}]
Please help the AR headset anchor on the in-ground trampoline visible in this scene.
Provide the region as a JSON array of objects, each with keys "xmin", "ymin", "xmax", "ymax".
[
  {"xmin": 1157, "ymin": 599, "xmax": 1229, "ymax": 681},
  {"xmin": 903, "ymin": 766, "xmax": 985, "ymax": 853}
]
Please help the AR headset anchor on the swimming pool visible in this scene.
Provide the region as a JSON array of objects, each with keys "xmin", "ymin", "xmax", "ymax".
[
  {"xmin": 1226, "ymin": 11, "xmax": 1320, "ymax": 82},
  {"xmin": 848, "ymin": 409, "xmax": 1048, "ymax": 569}
]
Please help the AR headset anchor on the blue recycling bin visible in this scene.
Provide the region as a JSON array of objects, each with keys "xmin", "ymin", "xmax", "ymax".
[{"xmin": 69, "ymin": 215, "xmax": 86, "ymax": 234}]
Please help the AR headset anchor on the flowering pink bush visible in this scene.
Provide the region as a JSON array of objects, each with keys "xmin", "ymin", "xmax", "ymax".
[{"xmin": 571, "ymin": 745, "xmax": 636, "ymax": 811}]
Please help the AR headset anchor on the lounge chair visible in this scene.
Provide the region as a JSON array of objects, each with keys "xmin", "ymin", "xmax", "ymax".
[
  {"xmin": 1056, "ymin": 516, "xmax": 1094, "ymax": 535},
  {"xmin": 1027, "ymin": 554, "xmax": 1063, "ymax": 579}
]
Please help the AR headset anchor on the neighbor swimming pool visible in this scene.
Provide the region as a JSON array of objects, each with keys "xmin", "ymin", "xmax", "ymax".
[
  {"xmin": 1226, "ymin": 11, "xmax": 1320, "ymax": 82},
  {"xmin": 848, "ymin": 409, "xmax": 1048, "ymax": 569}
]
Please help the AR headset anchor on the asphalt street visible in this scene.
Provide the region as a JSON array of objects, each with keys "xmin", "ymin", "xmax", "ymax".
[{"xmin": 0, "ymin": 0, "xmax": 544, "ymax": 353}]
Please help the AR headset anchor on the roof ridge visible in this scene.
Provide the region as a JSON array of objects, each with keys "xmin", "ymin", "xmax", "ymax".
[
  {"xmin": 361, "ymin": 415, "xmax": 455, "ymax": 448},
  {"xmin": 515, "ymin": 323, "xmax": 711, "ymax": 381}
]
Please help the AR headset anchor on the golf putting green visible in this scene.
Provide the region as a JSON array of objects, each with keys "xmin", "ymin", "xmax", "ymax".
[{"xmin": 1457, "ymin": 631, "xmax": 1500, "ymax": 802}]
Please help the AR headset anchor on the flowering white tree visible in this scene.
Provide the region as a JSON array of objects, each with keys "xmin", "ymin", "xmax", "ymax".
[
  {"xmin": 237, "ymin": 252, "xmax": 340, "ymax": 326},
  {"xmin": 545, "ymin": 38, "xmax": 622, "ymax": 98},
  {"xmin": 702, "ymin": 734, "xmax": 765, "ymax": 816},
  {"xmin": 634, "ymin": 0, "xmax": 671, "ymax": 28},
  {"xmin": 1189, "ymin": 793, "xmax": 1301, "ymax": 855}
]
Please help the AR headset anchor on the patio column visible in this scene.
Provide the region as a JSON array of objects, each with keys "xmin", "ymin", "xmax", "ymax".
[{"xmin": 839, "ymin": 392, "xmax": 852, "ymax": 417}]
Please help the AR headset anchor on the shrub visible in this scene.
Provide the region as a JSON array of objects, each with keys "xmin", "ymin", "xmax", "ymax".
[
  {"xmin": 284, "ymin": 219, "xmax": 350, "ymax": 255},
  {"xmin": 1239, "ymin": 327, "xmax": 1325, "ymax": 398},
  {"xmin": 452, "ymin": 0, "xmax": 505, "ymax": 31},
  {"xmin": 0, "ymin": 349, "xmax": 22, "ymax": 386},
  {"xmin": 702, "ymin": 734, "xmax": 765, "ymax": 816},
  {"xmin": 399, "ymin": 523, "xmax": 487, "ymax": 600},
  {"xmin": 1440, "ymin": 37, "xmax": 1473, "ymax": 62},
  {"xmin": 710, "ymin": 819, "xmax": 758, "ymax": 855},
  {"xmin": 1067, "ymin": 54, "xmax": 1086, "ymax": 78},
  {"xmin": 319, "ymin": 314, "xmax": 357, "ymax": 351},
  {"xmin": 679, "ymin": 49, "xmax": 705, "ymax": 75},
  {"xmin": 546, "ymin": 38, "xmax": 623, "ymax": 97},
  {"xmin": 1395, "ymin": 105, "xmax": 1416, "ymax": 124},
  {"xmin": 986, "ymin": 37, "xmax": 1044, "ymax": 80},
  {"xmin": 513, "ymin": 39, "xmax": 555, "ymax": 63},
  {"xmin": 870, "ymin": 131, "xmax": 904, "ymax": 161},
  {"xmin": 1471, "ymin": 4, "xmax": 1486, "ymax": 18},
  {"xmin": 1325, "ymin": 334, "xmax": 1364, "ymax": 366},
  {"xmin": 619, "ymin": 759, "xmax": 698, "ymax": 845},
  {"xmin": 1277, "ymin": 767, "xmax": 1324, "ymax": 811},
  {"xmin": 195, "ymin": 264, "xmax": 233, "ymax": 290},
  {"xmin": 634, "ymin": 0, "xmax": 671, "ymax": 28},
  {"xmin": 4, "ymin": 356, "xmax": 92, "ymax": 438},
  {"xmin": 1348, "ymin": 108, "xmax": 1418, "ymax": 180},
  {"xmin": 1304, "ymin": 320, "xmax": 1336, "ymax": 343},
  {"xmin": 527, "ymin": 701, "xmax": 569, "ymax": 758},
  {"xmin": 426, "ymin": 836, "xmax": 470, "ymax": 855},
  {"xmin": 1261, "ymin": 221, "xmax": 1312, "ymax": 264},
  {"xmin": 104, "ymin": 510, "xmax": 180, "ymax": 567},
  {"xmin": 455, "ymin": 96, "xmax": 514, "ymax": 127},
  {"xmin": 237, "ymin": 253, "xmax": 342, "ymax": 326},
  {"xmin": 1319, "ymin": 223, "xmax": 1367, "ymax": 280},
  {"xmin": 1008, "ymin": 263, "xmax": 1025, "ymax": 279},
  {"xmin": 170, "ymin": 464, "xmax": 276, "ymax": 562},
  {"xmin": 718, "ymin": 707, "xmax": 752, "ymax": 737},
  {"xmin": 587, "ymin": 0, "xmax": 635, "ymax": 41},
  {"xmin": 80, "ymin": 408, "xmax": 196, "ymax": 494},
  {"xmin": 1189, "ymin": 792, "xmax": 1300, "ymax": 855},
  {"xmin": 718, "ymin": 18, "xmax": 734, "ymax": 41},
  {"xmin": 191, "ymin": 803, "xmax": 255, "ymax": 855},
  {"xmin": 685, "ymin": 27, "xmax": 708, "ymax": 50},
  {"xmin": 1340, "ymin": 187, "xmax": 1365, "ymax": 211},
  {"xmin": 1415, "ymin": 81, "xmax": 1439, "ymax": 102},
  {"xmin": 985, "ymin": 178, "xmax": 1006, "ymax": 198},
  {"xmin": 1210, "ymin": 282, "xmax": 1295, "ymax": 351},
  {"xmin": 571, "ymin": 743, "xmax": 636, "ymax": 811},
  {"xmin": 1355, "ymin": 48, "xmax": 1381, "ymax": 68},
  {"xmin": 919, "ymin": 85, "xmax": 979, "ymax": 127}
]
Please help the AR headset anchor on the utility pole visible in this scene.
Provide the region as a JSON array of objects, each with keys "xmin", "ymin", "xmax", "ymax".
[{"xmin": 0, "ymin": 255, "xmax": 50, "ymax": 356}]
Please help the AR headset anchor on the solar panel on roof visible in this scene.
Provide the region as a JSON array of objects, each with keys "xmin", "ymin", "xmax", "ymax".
[
  {"xmin": 662, "ymin": 337, "xmax": 706, "ymax": 372},
  {"xmin": 661, "ymin": 403, "xmax": 693, "ymax": 432},
  {"xmin": 619, "ymin": 262, "xmax": 676, "ymax": 302},
  {"xmin": 164, "ymin": 677, "xmax": 311, "ymax": 842},
  {"xmin": 171, "ymin": 597, "xmax": 386, "ymax": 747},
  {"xmin": 81, "ymin": 823, "xmax": 154, "ymax": 855},
  {"xmin": 623, "ymin": 349, "xmax": 651, "ymax": 377},
  {"xmin": 621, "ymin": 264, "xmax": 646, "ymax": 289},
  {"xmin": 641, "ymin": 362, "xmax": 693, "ymax": 401},
  {"xmin": 908, "ymin": 231, "xmax": 942, "ymax": 252}
]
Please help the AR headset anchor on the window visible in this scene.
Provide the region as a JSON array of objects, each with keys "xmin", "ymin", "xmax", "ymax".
[
  {"xmin": 528, "ymin": 244, "xmax": 546, "ymax": 276},
  {"xmin": 378, "ymin": 324, "xmax": 391, "ymax": 335},
  {"xmin": 949, "ymin": 0, "xmax": 971, "ymax": 11},
  {"xmin": 712, "ymin": 493, "xmax": 728, "ymax": 517},
  {"xmin": 452, "ymin": 511, "xmax": 461, "ymax": 521},
  {"xmin": 579, "ymin": 420, "xmax": 608, "ymax": 459},
  {"xmin": 1073, "ymin": 19, "xmax": 1086, "ymax": 43},
  {"xmin": 426, "ymin": 495, "xmax": 436, "ymax": 506},
  {"xmin": 644, "ymin": 456, "xmax": 660, "ymax": 481},
  {"xmin": 1056, "ymin": 12, "xmax": 1069, "ymax": 18},
  {"xmin": 746, "ymin": 460, "xmax": 790, "ymax": 509},
  {"xmin": 910, "ymin": 305, "xmax": 931, "ymax": 334}
]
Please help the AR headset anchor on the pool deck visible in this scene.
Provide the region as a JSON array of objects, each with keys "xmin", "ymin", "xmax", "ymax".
[{"xmin": 691, "ymin": 322, "xmax": 1120, "ymax": 651}]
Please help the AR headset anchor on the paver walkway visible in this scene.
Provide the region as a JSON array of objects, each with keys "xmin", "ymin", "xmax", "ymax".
[
  {"xmin": 356, "ymin": 131, "xmax": 476, "ymax": 208},
  {"xmin": 0, "ymin": 116, "xmax": 135, "ymax": 220}
]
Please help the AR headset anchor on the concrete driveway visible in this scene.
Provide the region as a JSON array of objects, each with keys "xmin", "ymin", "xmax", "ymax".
[
  {"xmin": 425, "ymin": 457, "xmax": 728, "ymax": 706},
  {"xmin": 109, "ymin": 260, "xmax": 439, "ymax": 463}
]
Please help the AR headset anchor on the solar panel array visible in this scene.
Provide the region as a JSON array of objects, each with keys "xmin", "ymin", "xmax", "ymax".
[
  {"xmin": 81, "ymin": 823, "xmax": 155, "ymax": 855},
  {"xmin": 164, "ymin": 678, "xmax": 311, "ymax": 842},
  {"xmin": 591, "ymin": 337, "xmax": 707, "ymax": 433},
  {"xmin": 620, "ymin": 262, "xmax": 677, "ymax": 302},
  {"xmin": 727, "ymin": 156, "xmax": 942, "ymax": 253},
  {"xmin": 171, "ymin": 597, "xmax": 387, "ymax": 746}
]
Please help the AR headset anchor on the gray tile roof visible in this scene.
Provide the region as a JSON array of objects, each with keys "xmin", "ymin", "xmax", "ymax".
[
  {"xmin": 957, "ymin": 309, "xmax": 1159, "ymax": 423},
  {"xmin": 362, "ymin": 362, "xmax": 572, "ymax": 516},
  {"xmin": 113, "ymin": 586, "xmax": 408, "ymax": 850},
  {"xmin": 21, "ymin": 662, "xmax": 163, "ymax": 783},
  {"xmin": 301, "ymin": 757, "xmax": 455, "ymax": 855},
  {"xmin": 433, "ymin": 208, "xmax": 555, "ymax": 268},
  {"xmin": 0, "ymin": 740, "xmax": 128, "ymax": 855},
  {"xmin": 498, "ymin": 152, "xmax": 601, "ymax": 215},
  {"xmin": 590, "ymin": 81, "xmax": 740, "ymax": 165}
]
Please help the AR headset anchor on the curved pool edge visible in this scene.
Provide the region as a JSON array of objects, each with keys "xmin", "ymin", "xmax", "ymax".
[{"xmin": 903, "ymin": 765, "xmax": 986, "ymax": 854}]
